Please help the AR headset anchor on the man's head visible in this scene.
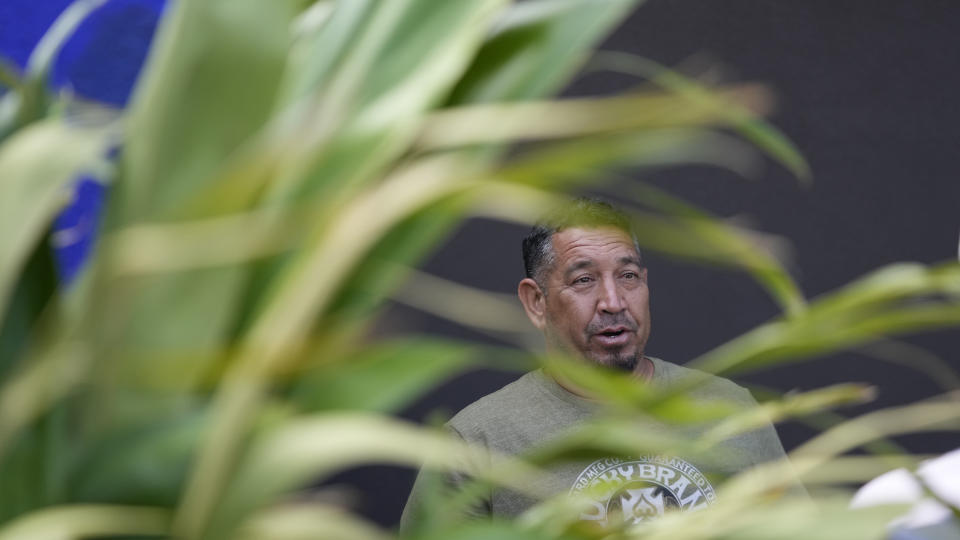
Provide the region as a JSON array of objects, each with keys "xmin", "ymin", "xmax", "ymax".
[{"xmin": 518, "ymin": 198, "xmax": 650, "ymax": 373}]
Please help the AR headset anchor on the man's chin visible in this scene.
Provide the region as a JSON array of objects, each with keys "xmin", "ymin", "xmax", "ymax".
[
  {"xmin": 612, "ymin": 355, "xmax": 640, "ymax": 373},
  {"xmin": 592, "ymin": 351, "xmax": 640, "ymax": 373}
]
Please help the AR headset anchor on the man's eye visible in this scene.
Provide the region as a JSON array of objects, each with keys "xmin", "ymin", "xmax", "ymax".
[
  {"xmin": 573, "ymin": 276, "xmax": 593, "ymax": 285},
  {"xmin": 622, "ymin": 272, "xmax": 638, "ymax": 279}
]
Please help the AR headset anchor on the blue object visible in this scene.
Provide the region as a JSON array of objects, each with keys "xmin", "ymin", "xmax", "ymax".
[
  {"xmin": 51, "ymin": 176, "xmax": 108, "ymax": 285},
  {"xmin": 1, "ymin": 0, "xmax": 166, "ymax": 284},
  {"xmin": 51, "ymin": 0, "xmax": 166, "ymax": 106}
]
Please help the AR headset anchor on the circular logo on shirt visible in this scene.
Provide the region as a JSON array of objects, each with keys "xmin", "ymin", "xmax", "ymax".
[{"xmin": 569, "ymin": 456, "xmax": 716, "ymax": 525}]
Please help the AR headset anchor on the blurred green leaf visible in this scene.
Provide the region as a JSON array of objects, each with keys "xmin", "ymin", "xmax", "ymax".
[
  {"xmin": 67, "ymin": 406, "xmax": 206, "ymax": 507},
  {"xmin": 698, "ymin": 384, "xmax": 875, "ymax": 448},
  {"xmin": 0, "ymin": 235, "xmax": 57, "ymax": 382},
  {"xmin": 390, "ymin": 270, "xmax": 535, "ymax": 345},
  {"xmin": 23, "ymin": 0, "xmax": 109, "ymax": 81},
  {"xmin": 0, "ymin": 340, "xmax": 88, "ymax": 465},
  {"xmin": 720, "ymin": 502, "xmax": 897, "ymax": 540},
  {"xmin": 795, "ymin": 455, "xmax": 924, "ymax": 487},
  {"xmin": 0, "ymin": 57, "xmax": 20, "ymax": 92},
  {"xmin": 236, "ymin": 503, "xmax": 392, "ymax": 540},
  {"xmin": 533, "ymin": 353, "xmax": 750, "ymax": 425},
  {"xmin": 490, "ymin": 130, "xmax": 760, "ymax": 193},
  {"xmin": 3, "ymin": 0, "xmax": 111, "ymax": 136},
  {"xmin": 523, "ymin": 415, "xmax": 702, "ymax": 468},
  {"xmin": 87, "ymin": 265, "xmax": 249, "ymax": 395},
  {"xmin": 119, "ymin": 0, "xmax": 298, "ymax": 221},
  {"xmin": 0, "ymin": 95, "xmax": 19, "ymax": 142},
  {"xmin": 279, "ymin": 0, "xmax": 377, "ymax": 106},
  {"xmin": 790, "ymin": 393, "xmax": 960, "ymax": 467},
  {"xmin": 417, "ymin": 519, "xmax": 581, "ymax": 540},
  {"xmin": 690, "ymin": 263, "xmax": 960, "ymax": 375},
  {"xmin": 420, "ymin": 85, "xmax": 773, "ymax": 150},
  {"xmin": 748, "ymin": 384, "xmax": 910, "ymax": 456},
  {"xmin": 856, "ymin": 338, "xmax": 960, "ymax": 392},
  {"xmin": 0, "ymin": 423, "xmax": 49, "ymax": 522},
  {"xmin": 810, "ymin": 262, "xmax": 960, "ymax": 316},
  {"xmin": 625, "ymin": 182, "xmax": 806, "ymax": 316},
  {"xmin": 102, "ymin": 207, "xmax": 310, "ymax": 276},
  {"xmin": 447, "ymin": 0, "xmax": 642, "ymax": 104},
  {"xmin": 321, "ymin": 193, "xmax": 472, "ymax": 329},
  {"xmin": 641, "ymin": 495, "xmax": 899, "ymax": 540},
  {"xmin": 591, "ymin": 52, "xmax": 812, "ymax": 183},
  {"xmin": 0, "ymin": 118, "xmax": 115, "ymax": 328},
  {"xmin": 0, "ymin": 504, "xmax": 169, "ymax": 540},
  {"xmin": 290, "ymin": 338, "xmax": 489, "ymax": 413}
]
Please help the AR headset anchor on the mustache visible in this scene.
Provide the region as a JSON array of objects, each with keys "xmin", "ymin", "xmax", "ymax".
[{"xmin": 586, "ymin": 313, "xmax": 638, "ymax": 334}]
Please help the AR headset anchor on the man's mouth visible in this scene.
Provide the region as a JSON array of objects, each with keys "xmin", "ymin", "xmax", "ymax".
[{"xmin": 593, "ymin": 327, "xmax": 631, "ymax": 346}]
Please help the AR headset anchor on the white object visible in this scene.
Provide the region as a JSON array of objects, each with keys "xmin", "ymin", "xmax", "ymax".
[{"xmin": 851, "ymin": 448, "xmax": 960, "ymax": 531}]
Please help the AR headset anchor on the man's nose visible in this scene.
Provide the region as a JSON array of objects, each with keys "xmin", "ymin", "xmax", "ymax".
[{"xmin": 597, "ymin": 278, "xmax": 626, "ymax": 313}]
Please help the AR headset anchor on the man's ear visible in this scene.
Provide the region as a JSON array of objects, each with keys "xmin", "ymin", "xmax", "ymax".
[{"xmin": 518, "ymin": 278, "xmax": 547, "ymax": 330}]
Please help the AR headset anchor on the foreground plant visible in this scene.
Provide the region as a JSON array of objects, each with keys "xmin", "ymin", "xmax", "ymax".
[{"xmin": 0, "ymin": 1, "xmax": 957, "ymax": 539}]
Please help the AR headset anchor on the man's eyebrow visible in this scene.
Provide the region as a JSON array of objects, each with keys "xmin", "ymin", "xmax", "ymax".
[
  {"xmin": 563, "ymin": 260, "xmax": 594, "ymax": 278},
  {"xmin": 619, "ymin": 255, "xmax": 643, "ymax": 268}
]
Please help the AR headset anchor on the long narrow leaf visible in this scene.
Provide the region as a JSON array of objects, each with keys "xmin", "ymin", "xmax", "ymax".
[
  {"xmin": 391, "ymin": 270, "xmax": 535, "ymax": 343},
  {"xmin": 24, "ymin": 0, "xmax": 109, "ymax": 79},
  {"xmin": 697, "ymin": 384, "xmax": 875, "ymax": 448},
  {"xmin": 0, "ymin": 341, "xmax": 89, "ymax": 462},
  {"xmin": 120, "ymin": 0, "xmax": 297, "ymax": 220},
  {"xmin": 447, "ymin": 0, "xmax": 642, "ymax": 104},
  {"xmin": 0, "ymin": 58, "xmax": 20, "ymax": 92},
  {"xmin": 0, "ymin": 118, "xmax": 115, "ymax": 326},
  {"xmin": 236, "ymin": 503, "xmax": 391, "ymax": 540},
  {"xmin": 625, "ymin": 181, "xmax": 806, "ymax": 315},
  {"xmin": 0, "ymin": 504, "xmax": 169, "ymax": 540},
  {"xmin": 418, "ymin": 84, "xmax": 772, "ymax": 150},
  {"xmin": 856, "ymin": 339, "xmax": 960, "ymax": 392},
  {"xmin": 6, "ymin": 0, "xmax": 111, "ymax": 132},
  {"xmin": 790, "ymin": 394, "xmax": 960, "ymax": 467},
  {"xmin": 278, "ymin": 0, "xmax": 378, "ymax": 106},
  {"xmin": 689, "ymin": 263, "xmax": 960, "ymax": 375},
  {"xmin": 591, "ymin": 52, "xmax": 812, "ymax": 182},
  {"xmin": 289, "ymin": 338, "xmax": 504, "ymax": 413}
]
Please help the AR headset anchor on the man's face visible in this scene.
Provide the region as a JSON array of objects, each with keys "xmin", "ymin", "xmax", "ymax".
[{"xmin": 539, "ymin": 227, "xmax": 650, "ymax": 372}]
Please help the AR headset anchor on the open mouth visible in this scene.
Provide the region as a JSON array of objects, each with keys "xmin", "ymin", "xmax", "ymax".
[
  {"xmin": 600, "ymin": 329, "xmax": 625, "ymax": 337},
  {"xmin": 594, "ymin": 327, "xmax": 631, "ymax": 346}
]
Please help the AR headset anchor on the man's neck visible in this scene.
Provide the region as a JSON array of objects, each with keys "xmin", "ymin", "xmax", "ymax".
[{"xmin": 550, "ymin": 355, "xmax": 655, "ymax": 400}]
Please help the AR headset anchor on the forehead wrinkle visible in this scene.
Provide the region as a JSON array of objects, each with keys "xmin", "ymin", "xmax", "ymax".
[
  {"xmin": 556, "ymin": 240, "xmax": 638, "ymax": 265},
  {"xmin": 556, "ymin": 239, "xmax": 630, "ymax": 259}
]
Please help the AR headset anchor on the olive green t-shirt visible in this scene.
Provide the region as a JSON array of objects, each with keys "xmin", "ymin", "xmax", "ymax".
[{"xmin": 401, "ymin": 357, "xmax": 790, "ymax": 529}]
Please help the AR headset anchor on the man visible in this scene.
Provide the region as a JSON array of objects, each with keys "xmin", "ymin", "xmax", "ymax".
[{"xmin": 401, "ymin": 198, "xmax": 790, "ymax": 528}]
